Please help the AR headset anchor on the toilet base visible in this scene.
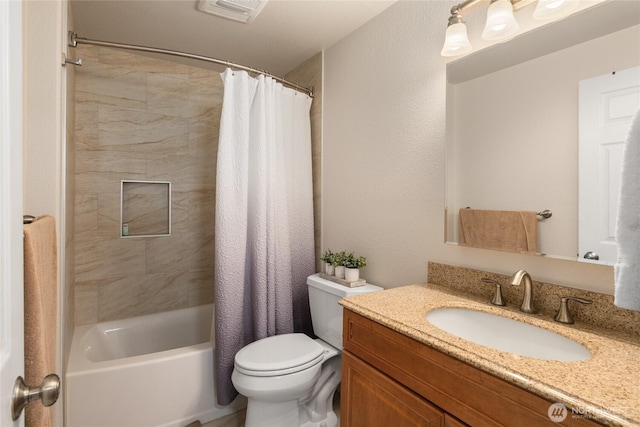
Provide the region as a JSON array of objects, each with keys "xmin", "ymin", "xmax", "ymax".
[
  {"xmin": 300, "ymin": 409, "xmax": 338, "ymax": 427},
  {"xmin": 245, "ymin": 399, "xmax": 299, "ymax": 427}
]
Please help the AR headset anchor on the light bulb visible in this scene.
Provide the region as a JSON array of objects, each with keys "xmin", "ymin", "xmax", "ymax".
[
  {"xmin": 533, "ymin": 0, "xmax": 579, "ymax": 20},
  {"xmin": 441, "ymin": 21, "xmax": 472, "ymax": 57},
  {"xmin": 482, "ymin": 0, "xmax": 520, "ymax": 41}
]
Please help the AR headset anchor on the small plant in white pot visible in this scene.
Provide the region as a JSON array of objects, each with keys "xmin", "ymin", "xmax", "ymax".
[
  {"xmin": 321, "ymin": 249, "xmax": 336, "ymax": 276},
  {"xmin": 333, "ymin": 251, "xmax": 347, "ymax": 279},
  {"xmin": 344, "ymin": 252, "xmax": 366, "ymax": 282}
]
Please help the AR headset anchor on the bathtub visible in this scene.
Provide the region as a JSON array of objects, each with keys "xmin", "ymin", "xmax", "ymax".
[{"xmin": 66, "ymin": 304, "xmax": 246, "ymax": 427}]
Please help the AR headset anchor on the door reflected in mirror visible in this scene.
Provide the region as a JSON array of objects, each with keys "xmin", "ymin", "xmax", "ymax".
[
  {"xmin": 578, "ymin": 66, "xmax": 640, "ymax": 265},
  {"xmin": 445, "ymin": 0, "xmax": 640, "ymax": 264}
]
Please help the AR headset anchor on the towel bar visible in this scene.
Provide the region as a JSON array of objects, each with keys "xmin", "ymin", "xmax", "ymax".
[
  {"xmin": 536, "ymin": 210, "xmax": 552, "ymax": 219},
  {"xmin": 462, "ymin": 208, "xmax": 552, "ymax": 219},
  {"xmin": 23, "ymin": 215, "xmax": 36, "ymax": 224}
]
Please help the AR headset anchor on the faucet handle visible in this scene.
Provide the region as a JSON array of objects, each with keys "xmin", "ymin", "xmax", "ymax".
[
  {"xmin": 481, "ymin": 278, "xmax": 506, "ymax": 306},
  {"xmin": 554, "ymin": 296, "xmax": 593, "ymax": 324}
]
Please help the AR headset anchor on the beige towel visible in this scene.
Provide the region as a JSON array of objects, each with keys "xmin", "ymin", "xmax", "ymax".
[
  {"xmin": 459, "ymin": 209, "xmax": 539, "ymax": 254},
  {"xmin": 23, "ymin": 215, "xmax": 57, "ymax": 427}
]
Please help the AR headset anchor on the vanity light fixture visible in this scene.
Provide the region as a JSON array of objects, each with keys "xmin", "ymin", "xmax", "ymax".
[
  {"xmin": 441, "ymin": 11, "xmax": 473, "ymax": 56},
  {"xmin": 482, "ymin": 0, "xmax": 520, "ymax": 41},
  {"xmin": 441, "ymin": 0, "xmax": 580, "ymax": 57},
  {"xmin": 533, "ymin": 0, "xmax": 579, "ymax": 20}
]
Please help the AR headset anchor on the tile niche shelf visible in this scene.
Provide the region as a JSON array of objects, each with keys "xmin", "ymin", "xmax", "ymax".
[{"xmin": 120, "ymin": 180, "xmax": 171, "ymax": 238}]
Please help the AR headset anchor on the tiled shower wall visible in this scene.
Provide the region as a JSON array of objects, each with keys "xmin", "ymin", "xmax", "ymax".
[
  {"xmin": 73, "ymin": 46, "xmax": 323, "ymax": 325},
  {"xmin": 73, "ymin": 45, "xmax": 222, "ymax": 324}
]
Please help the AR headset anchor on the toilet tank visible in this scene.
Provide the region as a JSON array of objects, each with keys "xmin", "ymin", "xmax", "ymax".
[{"xmin": 307, "ymin": 274, "xmax": 383, "ymax": 349}]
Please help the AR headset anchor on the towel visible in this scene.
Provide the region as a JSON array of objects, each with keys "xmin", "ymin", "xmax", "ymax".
[
  {"xmin": 615, "ymin": 107, "xmax": 640, "ymax": 311},
  {"xmin": 459, "ymin": 209, "xmax": 539, "ymax": 254},
  {"xmin": 23, "ymin": 215, "xmax": 57, "ymax": 427}
]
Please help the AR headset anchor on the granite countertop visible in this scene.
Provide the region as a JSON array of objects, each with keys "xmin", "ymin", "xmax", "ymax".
[{"xmin": 339, "ymin": 283, "xmax": 640, "ymax": 427}]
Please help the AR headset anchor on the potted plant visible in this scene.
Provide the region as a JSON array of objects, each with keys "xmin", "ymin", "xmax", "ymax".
[
  {"xmin": 333, "ymin": 251, "xmax": 347, "ymax": 279},
  {"xmin": 320, "ymin": 249, "xmax": 335, "ymax": 276},
  {"xmin": 344, "ymin": 253, "xmax": 367, "ymax": 282}
]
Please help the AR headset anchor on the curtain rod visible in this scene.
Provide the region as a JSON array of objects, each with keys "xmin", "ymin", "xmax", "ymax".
[{"xmin": 67, "ymin": 32, "xmax": 314, "ymax": 98}]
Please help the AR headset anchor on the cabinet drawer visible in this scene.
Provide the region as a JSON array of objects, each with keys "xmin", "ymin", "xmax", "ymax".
[{"xmin": 343, "ymin": 309, "xmax": 602, "ymax": 427}]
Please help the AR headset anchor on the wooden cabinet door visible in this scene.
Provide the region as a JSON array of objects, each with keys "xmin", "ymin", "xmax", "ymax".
[
  {"xmin": 341, "ymin": 350, "xmax": 444, "ymax": 427},
  {"xmin": 445, "ymin": 414, "xmax": 469, "ymax": 427}
]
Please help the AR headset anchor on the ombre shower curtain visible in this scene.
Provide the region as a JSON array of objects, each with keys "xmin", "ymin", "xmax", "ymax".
[{"xmin": 213, "ymin": 69, "xmax": 315, "ymax": 405}]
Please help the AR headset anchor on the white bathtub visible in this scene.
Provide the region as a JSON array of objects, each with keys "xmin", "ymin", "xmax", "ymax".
[{"xmin": 66, "ymin": 304, "xmax": 246, "ymax": 427}]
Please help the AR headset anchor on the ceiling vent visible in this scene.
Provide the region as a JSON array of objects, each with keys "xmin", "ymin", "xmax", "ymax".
[{"xmin": 197, "ymin": 0, "xmax": 268, "ymax": 24}]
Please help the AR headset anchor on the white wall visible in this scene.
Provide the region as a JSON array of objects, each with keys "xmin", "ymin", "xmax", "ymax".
[
  {"xmin": 23, "ymin": 1, "xmax": 67, "ymax": 425},
  {"xmin": 323, "ymin": 0, "xmax": 614, "ymax": 294}
]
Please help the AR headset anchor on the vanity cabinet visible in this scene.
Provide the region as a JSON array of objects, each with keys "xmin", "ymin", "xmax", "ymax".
[{"xmin": 341, "ymin": 309, "xmax": 602, "ymax": 427}]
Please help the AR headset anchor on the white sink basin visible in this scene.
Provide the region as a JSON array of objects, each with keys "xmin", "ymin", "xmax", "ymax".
[{"xmin": 426, "ymin": 307, "xmax": 591, "ymax": 361}]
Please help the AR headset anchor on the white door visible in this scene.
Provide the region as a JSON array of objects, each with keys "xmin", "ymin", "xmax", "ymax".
[
  {"xmin": 0, "ymin": 0, "xmax": 25, "ymax": 426},
  {"xmin": 579, "ymin": 66, "xmax": 640, "ymax": 265}
]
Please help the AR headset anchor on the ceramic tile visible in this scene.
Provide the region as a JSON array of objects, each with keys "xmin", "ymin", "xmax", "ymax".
[
  {"xmin": 98, "ymin": 47, "xmax": 190, "ymax": 78},
  {"xmin": 75, "ymin": 45, "xmax": 99, "ymax": 64},
  {"xmin": 170, "ymin": 191, "xmax": 190, "ymax": 233},
  {"xmin": 137, "ymin": 273, "xmax": 190, "ymax": 315},
  {"xmin": 189, "ymin": 119, "xmax": 220, "ymax": 158},
  {"xmin": 74, "ymin": 282, "xmax": 98, "ymax": 325},
  {"xmin": 74, "ymin": 194, "xmax": 98, "ymax": 238},
  {"xmin": 74, "ymin": 103, "xmax": 99, "ymax": 150},
  {"xmin": 189, "ymin": 66, "xmax": 222, "ymax": 86},
  {"xmin": 75, "ymin": 236, "xmax": 146, "ymax": 282},
  {"xmin": 97, "ymin": 276, "xmax": 145, "ymax": 321},
  {"xmin": 146, "ymin": 153, "xmax": 215, "ymax": 192},
  {"xmin": 97, "ymin": 192, "xmax": 121, "ymax": 237},
  {"xmin": 147, "ymin": 74, "xmax": 222, "ymax": 121},
  {"xmin": 98, "ymin": 106, "xmax": 189, "ymax": 151},
  {"xmin": 186, "ymin": 269, "xmax": 215, "ymax": 307},
  {"xmin": 185, "ymin": 188, "xmax": 215, "ymax": 232},
  {"xmin": 145, "ymin": 231, "xmax": 214, "ymax": 275},
  {"xmin": 75, "ymin": 61, "xmax": 147, "ymax": 105}
]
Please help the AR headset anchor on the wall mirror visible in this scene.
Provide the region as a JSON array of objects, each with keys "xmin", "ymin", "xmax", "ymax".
[{"xmin": 445, "ymin": 0, "xmax": 640, "ymax": 264}]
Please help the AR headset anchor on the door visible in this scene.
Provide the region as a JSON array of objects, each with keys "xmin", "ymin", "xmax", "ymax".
[
  {"xmin": 0, "ymin": 0, "xmax": 24, "ymax": 426},
  {"xmin": 341, "ymin": 351, "xmax": 444, "ymax": 427},
  {"xmin": 579, "ymin": 66, "xmax": 640, "ymax": 265}
]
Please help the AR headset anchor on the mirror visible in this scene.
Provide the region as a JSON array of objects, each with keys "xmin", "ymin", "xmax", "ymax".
[{"xmin": 445, "ymin": 0, "xmax": 640, "ymax": 263}]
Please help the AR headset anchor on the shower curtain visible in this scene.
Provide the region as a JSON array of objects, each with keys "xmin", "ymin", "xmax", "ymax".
[{"xmin": 213, "ymin": 69, "xmax": 316, "ymax": 405}]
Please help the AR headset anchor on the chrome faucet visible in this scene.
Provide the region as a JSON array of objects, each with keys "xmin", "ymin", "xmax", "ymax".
[{"xmin": 510, "ymin": 270, "xmax": 537, "ymax": 314}]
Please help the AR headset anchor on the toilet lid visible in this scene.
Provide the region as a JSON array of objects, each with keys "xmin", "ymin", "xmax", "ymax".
[{"xmin": 234, "ymin": 334, "xmax": 325, "ymax": 377}]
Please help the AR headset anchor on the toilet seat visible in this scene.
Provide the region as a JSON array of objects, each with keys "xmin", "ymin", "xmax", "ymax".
[{"xmin": 234, "ymin": 333, "xmax": 324, "ymax": 377}]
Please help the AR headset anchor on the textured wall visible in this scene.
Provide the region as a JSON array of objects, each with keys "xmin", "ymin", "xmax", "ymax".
[{"xmin": 73, "ymin": 45, "xmax": 221, "ymax": 324}]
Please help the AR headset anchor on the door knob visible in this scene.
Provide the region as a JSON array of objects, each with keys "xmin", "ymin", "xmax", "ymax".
[
  {"xmin": 583, "ymin": 251, "xmax": 599, "ymax": 260},
  {"xmin": 12, "ymin": 374, "xmax": 60, "ymax": 421}
]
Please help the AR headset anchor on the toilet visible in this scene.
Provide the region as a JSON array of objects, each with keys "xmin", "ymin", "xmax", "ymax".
[{"xmin": 231, "ymin": 273, "xmax": 382, "ymax": 427}]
